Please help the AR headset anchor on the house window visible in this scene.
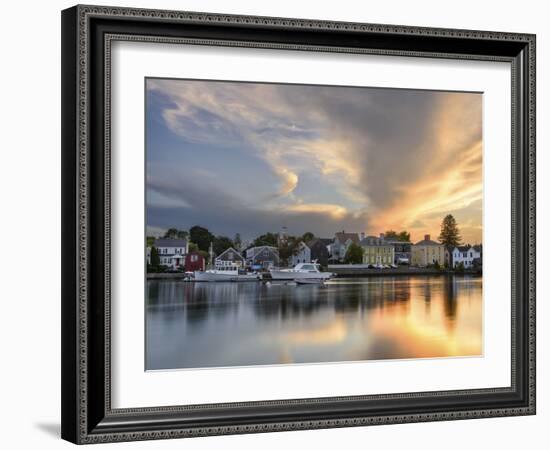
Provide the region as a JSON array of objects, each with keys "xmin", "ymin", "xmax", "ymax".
[{"xmin": 191, "ymin": 255, "xmax": 198, "ymax": 262}]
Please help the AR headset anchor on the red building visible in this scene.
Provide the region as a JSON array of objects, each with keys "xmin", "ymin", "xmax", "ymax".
[{"xmin": 184, "ymin": 251, "xmax": 205, "ymax": 272}]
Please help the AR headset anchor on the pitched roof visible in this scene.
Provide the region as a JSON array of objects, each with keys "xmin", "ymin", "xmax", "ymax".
[
  {"xmin": 360, "ymin": 236, "xmax": 385, "ymax": 246},
  {"xmin": 153, "ymin": 238, "xmax": 187, "ymax": 247},
  {"xmin": 247, "ymin": 246, "xmax": 279, "ymax": 258},
  {"xmin": 216, "ymin": 247, "xmax": 245, "ymax": 261},
  {"xmin": 473, "ymin": 244, "xmax": 482, "ymax": 252},
  {"xmin": 307, "ymin": 238, "xmax": 332, "ymax": 248},
  {"xmin": 384, "ymin": 239, "xmax": 412, "ymax": 245},
  {"xmin": 456, "ymin": 245, "xmax": 472, "ymax": 252},
  {"xmin": 335, "ymin": 232, "xmax": 359, "ymax": 244},
  {"xmin": 414, "ymin": 238, "xmax": 442, "ymax": 246}
]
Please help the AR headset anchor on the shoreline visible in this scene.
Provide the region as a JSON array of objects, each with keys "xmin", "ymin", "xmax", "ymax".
[{"xmin": 147, "ymin": 268, "xmax": 481, "ymax": 280}]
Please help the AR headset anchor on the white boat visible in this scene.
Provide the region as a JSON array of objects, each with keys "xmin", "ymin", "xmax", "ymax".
[
  {"xmin": 194, "ymin": 261, "xmax": 260, "ymax": 282},
  {"xmin": 269, "ymin": 262, "xmax": 333, "ymax": 281}
]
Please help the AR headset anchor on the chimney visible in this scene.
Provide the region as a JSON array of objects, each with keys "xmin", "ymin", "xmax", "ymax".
[
  {"xmin": 379, "ymin": 233, "xmax": 385, "ymax": 240},
  {"xmin": 424, "ymin": 234, "xmax": 430, "ymax": 241}
]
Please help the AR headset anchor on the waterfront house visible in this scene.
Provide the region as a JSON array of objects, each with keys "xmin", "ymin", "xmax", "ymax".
[
  {"xmin": 448, "ymin": 244, "xmax": 482, "ymax": 269},
  {"xmin": 383, "ymin": 238, "xmax": 412, "ymax": 264},
  {"xmin": 472, "ymin": 244, "xmax": 483, "ymax": 269},
  {"xmin": 184, "ymin": 251, "xmax": 205, "ymax": 272},
  {"xmin": 411, "ymin": 234, "xmax": 445, "ymax": 267},
  {"xmin": 215, "ymin": 247, "xmax": 245, "ymax": 268},
  {"xmin": 329, "ymin": 231, "xmax": 360, "ymax": 262},
  {"xmin": 148, "ymin": 237, "xmax": 188, "ymax": 269},
  {"xmin": 288, "ymin": 241, "xmax": 312, "ymax": 267},
  {"xmin": 246, "ymin": 246, "xmax": 280, "ymax": 270},
  {"xmin": 360, "ymin": 234, "xmax": 395, "ymax": 266},
  {"xmin": 307, "ymin": 238, "xmax": 332, "ymax": 267}
]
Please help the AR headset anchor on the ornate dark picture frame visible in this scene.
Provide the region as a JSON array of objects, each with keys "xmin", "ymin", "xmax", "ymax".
[{"xmin": 61, "ymin": 4, "xmax": 536, "ymax": 444}]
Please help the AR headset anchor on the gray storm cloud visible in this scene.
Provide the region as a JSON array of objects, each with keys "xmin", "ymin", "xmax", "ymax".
[{"xmin": 146, "ymin": 78, "xmax": 482, "ymax": 242}]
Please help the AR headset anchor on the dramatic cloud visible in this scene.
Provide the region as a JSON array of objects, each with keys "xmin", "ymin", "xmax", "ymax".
[{"xmin": 146, "ymin": 78, "xmax": 482, "ymax": 243}]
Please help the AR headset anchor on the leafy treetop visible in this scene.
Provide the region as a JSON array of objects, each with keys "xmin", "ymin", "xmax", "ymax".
[
  {"xmin": 438, "ymin": 214, "xmax": 462, "ymax": 247},
  {"xmin": 344, "ymin": 242, "xmax": 363, "ymax": 264}
]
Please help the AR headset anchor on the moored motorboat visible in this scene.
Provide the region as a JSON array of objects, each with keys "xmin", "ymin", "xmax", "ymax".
[
  {"xmin": 269, "ymin": 262, "xmax": 333, "ymax": 281},
  {"xmin": 194, "ymin": 261, "xmax": 260, "ymax": 282}
]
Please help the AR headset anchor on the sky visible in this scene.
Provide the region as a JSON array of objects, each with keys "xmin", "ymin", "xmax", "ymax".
[{"xmin": 146, "ymin": 78, "xmax": 482, "ymax": 244}]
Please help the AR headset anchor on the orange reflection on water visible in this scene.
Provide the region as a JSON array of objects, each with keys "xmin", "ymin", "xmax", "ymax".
[
  {"xmin": 277, "ymin": 277, "xmax": 482, "ymax": 363},
  {"xmin": 353, "ymin": 277, "xmax": 482, "ymax": 360},
  {"xmin": 284, "ymin": 319, "xmax": 349, "ymax": 346}
]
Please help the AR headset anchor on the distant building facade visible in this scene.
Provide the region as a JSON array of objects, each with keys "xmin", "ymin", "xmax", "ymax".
[
  {"xmin": 246, "ymin": 246, "xmax": 280, "ymax": 269},
  {"xmin": 329, "ymin": 231, "xmax": 360, "ymax": 262},
  {"xmin": 411, "ymin": 234, "xmax": 445, "ymax": 267},
  {"xmin": 288, "ymin": 241, "xmax": 312, "ymax": 267},
  {"xmin": 184, "ymin": 251, "xmax": 205, "ymax": 272},
  {"xmin": 447, "ymin": 244, "xmax": 482, "ymax": 269},
  {"xmin": 307, "ymin": 238, "xmax": 332, "ymax": 267},
  {"xmin": 472, "ymin": 244, "xmax": 482, "ymax": 268},
  {"xmin": 360, "ymin": 234, "xmax": 394, "ymax": 265},
  {"xmin": 384, "ymin": 239, "xmax": 412, "ymax": 264},
  {"xmin": 148, "ymin": 238, "xmax": 189, "ymax": 269},
  {"xmin": 215, "ymin": 247, "xmax": 245, "ymax": 267}
]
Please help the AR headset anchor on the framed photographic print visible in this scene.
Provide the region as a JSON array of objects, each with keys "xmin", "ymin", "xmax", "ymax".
[{"xmin": 61, "ymin": 5, "xmax": 536, "ymax": 444}]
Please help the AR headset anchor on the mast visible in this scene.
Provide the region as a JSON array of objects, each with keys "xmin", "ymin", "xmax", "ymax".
[{"xmin": 209, "ymin": 241, "xmax": 214, "ymax": 269}]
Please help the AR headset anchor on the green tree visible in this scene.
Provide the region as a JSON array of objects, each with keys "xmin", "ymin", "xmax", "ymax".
[
  {"xmin": 213, "ymin": 235, "xmax": 234, "ymax": 256},
  {"xmin": 163, "ymin": 228, "xmax": 178, "ymax": 239},
  {"xmin": 253, "ymin": 232, "xmax": 278, "ymax": 247},
  {"xmin": 189, "ymin": 225, "xmax": 214, "ymax": 252},
  {"xmin": 188, "ymin": 242, "xmax": 199, "ymax": 252},
  {"xmin": 302, "ymin": 232, "xmax": 315, "ymax": 243},
  {"xmin": 397, "ymin": 231, "xmax": 411, "ymax": 242},
  {"xmin": 150, "ymin": 246, "xmax": 160, "ymax": 267},
  {"xmin": 146, "ymin": 236, "xmax": 156, "ymax": 247},
  {"xmin": 344, "ymin": 242, "xmax": 363, "ymax": 264},
  {"xmin": 384, "ymin": 230, "xmax": 410, "ymax": 242},
  {"xmin": 278, "ymin": 236, "xmax": 302, "ymax": 266},
  {"xmin": 198, "ymin": 250, "xmax": 210, "ymax": 265},
  {"xmin": 163, "ymin": 228, "xmax": 188, "ymax": 239},
  {"xmin": 438, "ymin": 214, "xmax": 462, "ymax": 247},
  {"xmin": 384, "ymin": 230, "xmax": 398, "ymax": 240}
]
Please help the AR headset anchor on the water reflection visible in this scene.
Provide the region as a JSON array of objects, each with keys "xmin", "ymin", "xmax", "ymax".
[{"xmin": 146, "ymin": 275, "xmax": 482, "ymax": 370}]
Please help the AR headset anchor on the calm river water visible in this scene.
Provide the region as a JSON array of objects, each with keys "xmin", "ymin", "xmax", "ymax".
[{"xmin": 146, "ymin": 275, "xmax": 482, "ymax": 370}]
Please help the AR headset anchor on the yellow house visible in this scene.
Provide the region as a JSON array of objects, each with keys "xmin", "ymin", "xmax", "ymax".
[
  {"xmin": 411, "ymin": 234, "xmax": 445, "ymax": 267},
  {"xmin": 360, "ymin": 234, "xmax": 394, "ymax": 266}
]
